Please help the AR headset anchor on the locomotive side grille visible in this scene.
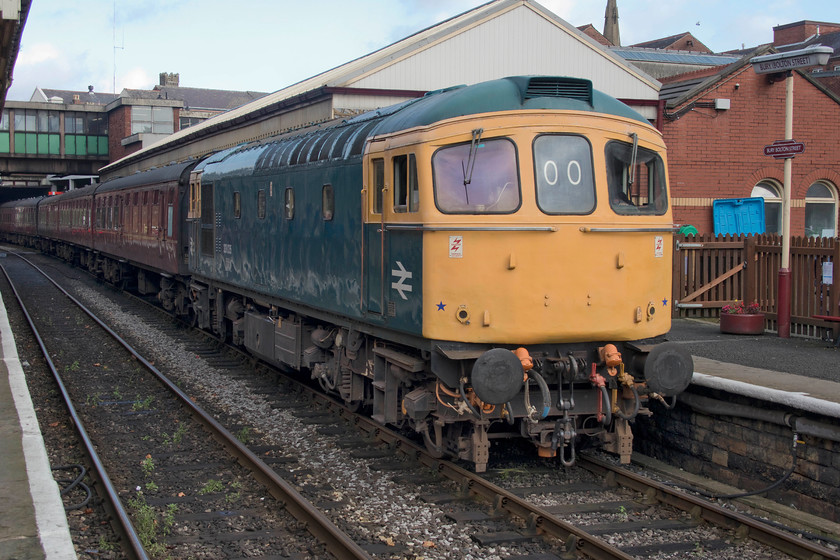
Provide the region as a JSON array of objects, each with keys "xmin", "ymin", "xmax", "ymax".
[{"xmin": 524, "ymin": 77, "xmax": 592, "ymax": 105}]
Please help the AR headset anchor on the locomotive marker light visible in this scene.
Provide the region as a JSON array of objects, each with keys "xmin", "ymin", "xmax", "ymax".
[{"xmin": 751, "ymin": 45, "xmax": 833, "ymax": 338}]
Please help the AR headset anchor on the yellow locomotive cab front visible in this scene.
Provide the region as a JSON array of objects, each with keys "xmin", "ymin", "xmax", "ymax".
[{"xmin": 412, "ymin": 111, "xmax": 676, "ymax": 345}]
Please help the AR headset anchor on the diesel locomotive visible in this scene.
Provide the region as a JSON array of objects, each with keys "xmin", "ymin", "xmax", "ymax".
[{"xmin": 0, "ymin": 76, "xmax": 693, "ymax": 471}]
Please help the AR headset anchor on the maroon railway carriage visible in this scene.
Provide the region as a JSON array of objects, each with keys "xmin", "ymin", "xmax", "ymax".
[
  {"xmin": 90, "ymin": 161, "xmax": 196, "ymax": 312},
  {"xmin": 0, "ymin": 196, "xmax": 44, "ymax": 247},
  {"xmin": 38, "ymin": 185, "xmax": 95, "ymax": 262}
]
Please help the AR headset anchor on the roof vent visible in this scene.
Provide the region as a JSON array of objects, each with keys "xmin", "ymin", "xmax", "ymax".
[{"xmin": 523, "ymin": 77, "xmax": 592, "ymax": 104}]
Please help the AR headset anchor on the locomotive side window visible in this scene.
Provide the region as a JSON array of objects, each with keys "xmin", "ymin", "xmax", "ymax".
[
  {"xmin": 322, "ymin": 184, "xmax": 334, "ymax": 221},
  {"xmin": 533, "ymin": 135, "xmax": 595, "ymax": 214},
  {"xmin": 372, "ymin": 158, "xmax": 384, "ymax": 214},
  {"xmin": 233, "ymin": 191, "xmax": 241, "ymax": 219},
  {"xmin": 257, "ymin": 189, "xmax": 266, "ymax": 220},
  {"xmin": 188, "ymin": 171, "xmax": 202, "ymax": 220},
  {"xmin": 284, "ymin": 187, "xmax": 295, "ymax": 220},
  {"xmin": 432, "ymin": 137, "xmax": 520, "ymax": 214},
  {"xmin": 393, "ymin": 154, "xmax": 419, "ymax": 213},
  {"xmin": 605, "ymin": 141, "xmax": 667, "ymax": 215}
]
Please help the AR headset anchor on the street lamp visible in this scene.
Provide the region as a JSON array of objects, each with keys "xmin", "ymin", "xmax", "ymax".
[{"xmin": 751, "ymin": 46, "xmax": 833, "ymax": 338}]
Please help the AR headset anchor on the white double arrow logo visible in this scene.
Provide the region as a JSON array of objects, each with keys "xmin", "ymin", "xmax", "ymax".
[{"xmin": 391, "ymin": 261, "xmax": 413, "ymax": 300}]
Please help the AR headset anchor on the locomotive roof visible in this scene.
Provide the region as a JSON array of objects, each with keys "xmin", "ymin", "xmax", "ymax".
[
  {"xmin": 198, "ymin": 76, "xmax": 648, "ymax": 178},
  {"xmin": 374, "ymin": 75, "xmax": 648, "ymax": 134},
  {"xmin": 97, "ymin": 160, "xmax": 198, "ymax": 194}
]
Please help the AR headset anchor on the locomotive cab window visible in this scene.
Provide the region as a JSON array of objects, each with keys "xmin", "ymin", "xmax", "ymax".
[
  {"xmin": 393, "ymin": 154, "xmax": 419, "ymax": 213},
  {"xmin": 533, "ymin": 134, "xmax": 595, "ymax": 214},
  {"xmin": 371, "ymin": 158, "xmax": 384, "ymax": 214},
  {"xmin": 188, "ymin": 171, "xmax": 202, "ymax": 220},
  {"xmin": 432, "ymin": 136, "xmax": 520, "ymax": 214},
  {"xmin": 605, "ymin": 140, "xmax": 667, "ymax": 215}
]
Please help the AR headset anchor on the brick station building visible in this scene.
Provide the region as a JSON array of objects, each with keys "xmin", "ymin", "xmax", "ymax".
[{"xmin": 660, "ymin": 22, "xmax": 840, "ymax": 237}]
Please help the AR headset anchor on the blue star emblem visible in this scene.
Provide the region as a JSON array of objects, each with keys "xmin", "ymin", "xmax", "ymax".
[
  {"xmin": 662, "ymin": 298, "xmax": 669, "ymax": 306},
  {"xmin": 436, "ymin": 302, "xmax": 446, "ymax": 311}
]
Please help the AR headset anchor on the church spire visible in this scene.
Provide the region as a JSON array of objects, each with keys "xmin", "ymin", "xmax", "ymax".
[{"xmin": 604, "ymin": 0, "xmax": 620, "ymax": 46}]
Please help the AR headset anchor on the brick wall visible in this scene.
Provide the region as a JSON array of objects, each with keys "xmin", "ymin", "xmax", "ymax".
[
  {"xmin": 634, "ymin": 387, "xmax": 840, "ymax": 522},
  {"xmin": 107, "ymin": 106, "xmax": 132, "ymax": 162},
  {"xmin": 773, "ymin": 21, "xmax": 840, "ymax": 46},
  {"xmin": 662, "ymin": 65, "xmax": 840, "ymax": 235}
]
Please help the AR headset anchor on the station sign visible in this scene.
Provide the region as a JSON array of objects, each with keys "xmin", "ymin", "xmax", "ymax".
[
  {"xmin": 751, "ymin": 46, "xmax": 833, "ymax": 75},
  {"xmin": 764, "ymin": 139, "xmax": 805, "ymax": 159}
]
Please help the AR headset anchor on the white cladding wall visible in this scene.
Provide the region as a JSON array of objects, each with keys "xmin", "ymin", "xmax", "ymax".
[{"xmin": 346, "ymin": 6, "xmax": 659, "ymax": 102}]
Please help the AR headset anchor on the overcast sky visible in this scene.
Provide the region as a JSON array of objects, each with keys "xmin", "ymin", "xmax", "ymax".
[{"xmin": 7, "ymin": 0, "xmax": 840, "ymax": 101}]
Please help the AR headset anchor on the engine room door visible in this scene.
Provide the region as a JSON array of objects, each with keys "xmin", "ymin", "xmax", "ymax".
[{"xmin": 364, "ymin": 158, "xmax": 385, "ymax": 315}]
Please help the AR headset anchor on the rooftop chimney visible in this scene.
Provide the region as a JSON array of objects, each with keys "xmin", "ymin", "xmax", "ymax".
[
  {"xmin": 159, "ymin": 72, "xmax": 179, "ymax": 87},
  {"xmin": 604, "ymin": 0, "xmax": 620, "ymax": 47}
]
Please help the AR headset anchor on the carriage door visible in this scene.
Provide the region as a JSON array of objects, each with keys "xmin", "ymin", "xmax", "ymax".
[{"xmin": 364, "ymin": 158, "xmax": 385, "ymax": 315}]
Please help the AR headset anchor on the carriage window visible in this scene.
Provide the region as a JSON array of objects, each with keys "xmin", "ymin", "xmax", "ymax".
[
  {"xmin": 322, "ymin": 184, "xmax": 334, "ymax": 221},
  {"xmin": 372, "ymin": 158, "xmax": 384, "ymax": 214},
  {"xmin": 284, "ymin": 187, "xmax": 294, "ymax": 220},
  {"xmin": 233, "ymin": 191, "xmax": 241, "ymax": 219},
  {"xmin": 605, "ymin": 140, "xmax": 667, "ymax": 215},
  {"xmin": 533, "ymin": 135, "xmax": 595, "ymax": 214},
  {"xmin": 432, "ymin": 137, "xmax": 519, "ymax": 214},
  {"xmin": 257, "ymin": 189, "xmax": 266, "ymax": 219},
  {"xmin": 393, "ymin": 154, "xmax": 419, "ymax": 213}
]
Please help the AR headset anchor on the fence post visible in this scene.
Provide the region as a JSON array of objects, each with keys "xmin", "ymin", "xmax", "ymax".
[
  {"xmin": 833, "ymin": 239, "xmax": 840, "ymax": 316},
  {"xmin": 745, "ymin": 235, "xmax": 757, "ymax": 307},
  {"xmin": 672, "ymin": 234, "xmax": 682, "ymax": 318}
]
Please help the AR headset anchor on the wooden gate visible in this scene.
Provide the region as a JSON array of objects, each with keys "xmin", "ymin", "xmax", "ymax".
[{"xmin": 672, "ymin": 234, "xmax": 839, "ymax": 338}]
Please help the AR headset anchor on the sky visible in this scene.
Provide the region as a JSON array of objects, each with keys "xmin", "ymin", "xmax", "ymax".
[{"xmin": 7, "ymin": 0, "xmax": 840, "ymax": 101}]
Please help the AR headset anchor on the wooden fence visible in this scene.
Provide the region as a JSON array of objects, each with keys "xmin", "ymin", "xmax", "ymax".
[{"xmin": 672, "ymin": 234, "xmax": 840, "ymax": 338}]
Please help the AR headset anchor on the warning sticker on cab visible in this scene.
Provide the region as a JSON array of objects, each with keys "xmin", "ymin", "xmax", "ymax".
[
  {"xmin": 654, "ymin": 236, "xmax": 664, "ymax": 258},
  {"xmin": 449, "ymin": 236, "xmax": 463, "ymax": 258}
]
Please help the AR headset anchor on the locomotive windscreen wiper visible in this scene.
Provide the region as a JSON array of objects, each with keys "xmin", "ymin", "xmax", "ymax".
[
  {"xmin": 461, "ymin": 128, "xmax": 483, "ymax": 203},
  {"xmin": 628, "ymin": 132, "xmax": 638, "ymax": 185}
]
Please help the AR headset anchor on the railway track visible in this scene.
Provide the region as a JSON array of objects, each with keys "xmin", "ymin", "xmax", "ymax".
[
  {"xmin": 0, "ymin": 250, "xmax": 371, "ymax": 559},
  {"xmin": 6, "ymin": 248, "xmax": 840, "ymax": 559}
]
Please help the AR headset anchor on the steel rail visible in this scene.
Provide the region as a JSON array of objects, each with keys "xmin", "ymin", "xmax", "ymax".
[
  {"xmin": 0, "ymin": 259, "xmax": 150, "ymax": 560},
  {"xmin": 4, "ymin": 252, "xmax": 373, "ymax": 560},
  {"xmin": 579, "ymin": 454, "xmax": 840, "ymax": 560},
  {"xmin": 321, "ymin": 400, "xmax": 634, "ymax": 560}
]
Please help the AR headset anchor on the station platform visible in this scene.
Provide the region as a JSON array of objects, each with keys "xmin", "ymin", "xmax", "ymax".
[
  {"xmin": 668, "ymin": 317, "xmax": 840, "ymax": 417},
  {"xmin": 0, "ymin": 290, "xmax": 75, "ymax": 559}
]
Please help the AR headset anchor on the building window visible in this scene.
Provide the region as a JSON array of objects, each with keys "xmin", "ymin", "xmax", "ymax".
[
  {"xmin": 233, "ymin": 191, "xmax": 241, "ymax": 219},
  {"xmin": 751, "ymin": 181, "xmax": 782, "ymax": 235},
  {"xmin": 805, "ymin": 182, "xmax": 837, "ymax": 237},
  {"xmin": 131, "ymin": 106, "xmax": 174, "ymax": 135},
  {"xmin": 180, "ymin": 116, "xmax": 203, "ymax": 129}
]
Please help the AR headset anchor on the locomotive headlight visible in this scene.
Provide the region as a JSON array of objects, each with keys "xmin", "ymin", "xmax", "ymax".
[{"xmin": 471, "ymin": 348, "xmax": 524, "ymax": 405}]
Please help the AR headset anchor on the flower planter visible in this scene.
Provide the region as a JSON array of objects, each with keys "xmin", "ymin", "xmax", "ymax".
[{"xmin": 720, "ymin": 313, "xmax": 765, "ymax": 335}]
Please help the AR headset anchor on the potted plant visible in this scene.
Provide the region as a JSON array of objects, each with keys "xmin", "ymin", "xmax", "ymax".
[{"xmin": 720, "ymin": 300, "xmax": 765, "ymax": 335}]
